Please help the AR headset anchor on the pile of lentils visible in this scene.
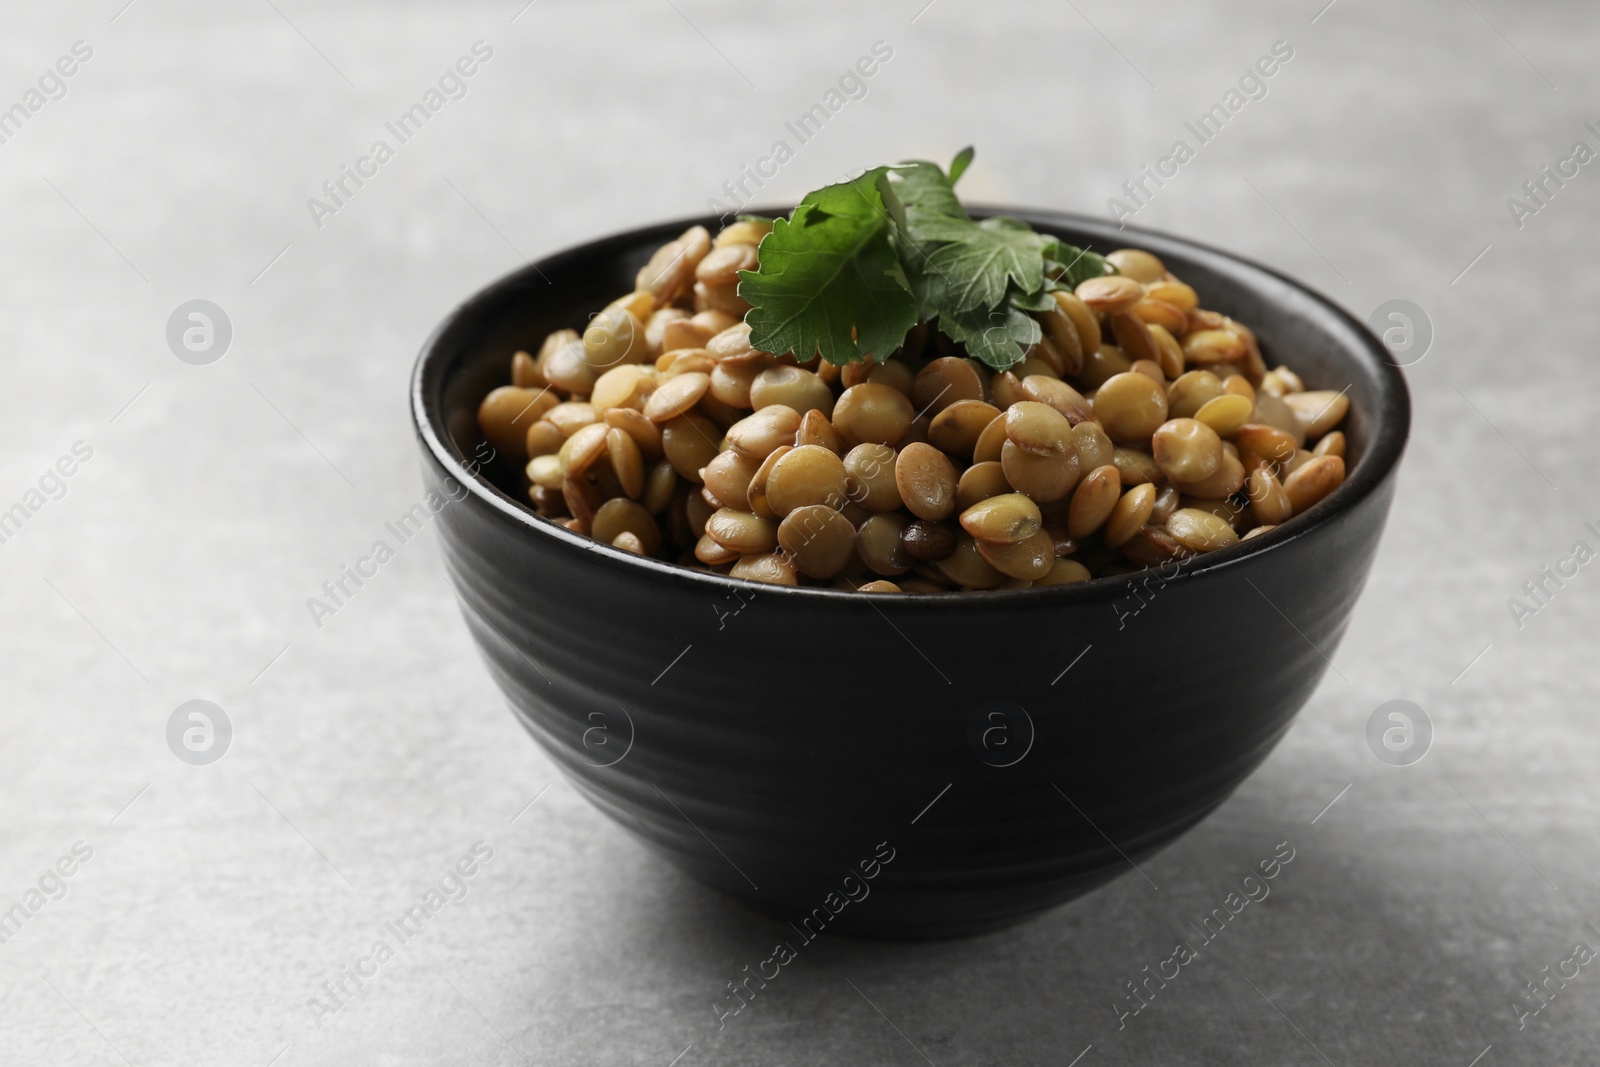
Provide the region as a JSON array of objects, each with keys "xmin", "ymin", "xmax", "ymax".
[{"xmin": 476, "ymin": 220, "xmax": 1351, "ymax": 592}]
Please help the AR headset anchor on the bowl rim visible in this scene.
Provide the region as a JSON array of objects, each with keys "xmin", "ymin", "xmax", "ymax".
[{"xmin": 412, "ymin": 206, "xmax": 1410, "ymax": 605}]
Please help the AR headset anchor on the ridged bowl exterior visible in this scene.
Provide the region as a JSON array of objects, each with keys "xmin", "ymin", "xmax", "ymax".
[{"xmin": 413, "ymin": 210, "xmax": 1409, "ymax": 939}]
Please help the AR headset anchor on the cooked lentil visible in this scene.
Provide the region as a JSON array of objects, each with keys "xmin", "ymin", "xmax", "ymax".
[{"xmin": 481, "ymin": 228, "xmax": 1355, "ymax": 591}]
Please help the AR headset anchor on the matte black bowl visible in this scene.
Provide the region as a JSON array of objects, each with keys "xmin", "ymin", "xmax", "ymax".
[{"xmin": 412, "ymin": 209, "xmax": 1409, "ymax": 939}]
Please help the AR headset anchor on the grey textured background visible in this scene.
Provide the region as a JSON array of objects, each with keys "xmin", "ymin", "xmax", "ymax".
[{"xmin": 2, "ymin": 0, "xmax": 1596, "ymax": 1064}]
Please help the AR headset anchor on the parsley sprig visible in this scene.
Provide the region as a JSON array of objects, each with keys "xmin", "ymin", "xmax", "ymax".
[{"xmin": 737, "ymin": 148, "xmax": 1113, "ymax": 371}]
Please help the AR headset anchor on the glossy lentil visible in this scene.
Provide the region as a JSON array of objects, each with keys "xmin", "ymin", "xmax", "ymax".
[{"xmin": 479, "ymin": 226, "xmax": 1356, "ymax": 591}]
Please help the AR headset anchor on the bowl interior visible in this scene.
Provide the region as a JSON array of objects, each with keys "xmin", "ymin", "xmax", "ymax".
[{"xmin": 418, "ymin": 208, "xmax": 1409, "ymax": 599}]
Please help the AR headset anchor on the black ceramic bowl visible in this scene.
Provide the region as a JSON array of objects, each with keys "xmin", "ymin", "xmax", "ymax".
[{"xmin": 412, "ymin": 209, "xmax": 1409, "ymax": 939}]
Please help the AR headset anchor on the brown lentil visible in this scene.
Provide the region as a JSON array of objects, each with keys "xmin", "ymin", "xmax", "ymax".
[
  {"xmin": 1111, "ymin": 311, "xmax": 1161, "ymax": 367},
  {"xmin": 912, "ymin": 357, "xmax": 985, "ymax": 416},
  {"xmin": 1052, "ymin": 290, "xmax": 1101, "ymax": 353},
  {"xmin": 960, "ymin": 493, "xmax": 1043, "ymax": 545},
  {"xmin": 1151, "ymin": 418, "xmax": 1223, "ymax": 483},
  {"xmin": 1193, "ymin": 393, "xmax": 1253, "ymax": 436},
  {"xmin": 612, "ymin": 531, "xmax": 647, "ymax": 554},
  {"xmin": 1284, "ymin": 390, "xmax": 1350, "ymax": 438},
  {"xmin": 976, "ymin": 528, "xmax": 1055, "ymax": 580},
  {"xmin": 525, "ymin": 420, "xmax": 565, "ymax": 459},
  {"xmin": 751, "ymin": 365, "xmax": 834, "ymax": 417},
  {"xmin": 705, "ymin": 508, "xmax": 778, "ymax": 554},
  {"xmin": 1166, "ymin": 370, "xmax": 1224, "ymax": 420},
  {"xmin": 834, "ymin": 383, "xmax": 915, "ymax": 446},
  {"xmin": 895, "ymin": 443, "xmax": 959, "ymax": 521},
  {"xmin": 1000, "ymin": 440, "xmax": 1079, "ymax": 502},
  {"xmin": 1111, "ymin": 446, "xmax": 1163, "ymax": 487},
  {"xmin": 1067, "ymin": 464, "xmax": 1121, "ymax": 538},
  {"xmin": 511, "ymin": 350, "xmax": 541, "ymax": 388},
  {"xmin": 1104, "ymin": 483, "xmax": 1157, "ymax": 548},
  {"xmin": 1284, "ymin": 455, "xmax": 1345, "ymax": 514},
  {"xmin": 641, "ymin": 461, "xmax": 677, "ymax": 514},
  {"xmin": 661, "ymin": 413, "xmax": 722, "ymax": 481},
  {"xmin": 643, "ymin": 371, "xmax": 709, "ymax": 422},
  {"xmin": 1247, "ymin": 467, "xmax": 1292, "ymax": 525},
  {"xmin": 1075, "ymin": 275, "xmax": 1144, "ymax": 314},
  {"xmin": 729, "ymin": 552, "xmax": 797, "ymax": 585},
  {"xmin": 1036, "ymin": 558, "xmax": 1093, "ymax": 586},
  {"xmin": 479, "ymin": 386, "xmax": 556, "ymax": 460},
  {"xmin": 606, "ymin": 428, "xmax": 645, "ymax": 498},
  {"xmin": 1166, "ymin": 508, "xmax": 1239, "ymax": 553},
  {"xmin": 591, "ymin": 498, "xmax": 660, "ymax": 554},
  {"xmin": 843, "ymin": 443, "xmax": 902, "ymax": 512},
  {"xmin": 857, "ymin": 512, "xmax": 912, "ymax": 575},
  {"xmin": 483, "ymin": 226, "xmax": 1356, "ymax": 590},
  {"xmin": 955, "ymin": 461, "xmax": 1011, "ymax": 511},
  {"xmin": 546, "ymin": 401, "xmax": 600, "ymax": 437},
  {"xmin": 1038, "ymin": 307, "xmax": 1083, "ymax": 375},
  {"xmin": 745, "ymin": 445, "xmax": 790, "ymax": 519},
  {"xmin": 726, "ymin": 405, "xmax": 802, "ymax": 460},
  {"xmin": 900, "ymin": 519, "xmax": 957, "ymax": 563},
  {"xmin": 777, "ymin": 505, "xmax": 856, "ymax": 578},
  {"xmin": 1071, "ymin": 421, "xmax": 1114, "ymax": 471},
  {"xmin": 973, "ymin": 413, "xmax": 1010, "ymax": 463},
  {"xmin": 699, "ymin": 449, "xmax": 759, "ymax": 511},
  {"xmin": 795, "ymin": 409, "xmax": 842, "ymax": 453},
  {"xmin": 561, "ymin": 423, "xmax": 610, "ymax": 477},
  {"xmin": 1093, "ymin": 372, "xmax": 1169, "ymax": 443},
  {"xmin": 1251, "ymin": 392, "xmax": 1307, "ymax": 446},
  {"xmin": 1171, "ymin": 448, "xmax": 1246, "ymax": 500},
  {"xmin": 1019, "ymin": 376, "xmax": 1093, "ymax": 424},
  {"xmin": 927, "ymin": 399, "xmax": 1002, "ymax": 459},
  {"xmin": 765, "ymin": 445, "xmax": 848, "ymax": 516},
  {"xmin": 1134, "ymin": 298, "xmax": 1188, "ymax": 336},
  {"xmin": 1150, "ymin": 484, "xmax": 1181, "ymax": 525},
  {"xmin": 989, "ymin": 371, "xmax": 1025, "ymax": 409},
  {"xmin": 1233, "ymin": 424, "xmax": 1298, "ymax": 468},
  {"xmin": 1121, "ymin": 524, "xmax": 1187, "ymax": 567},
  {"xmin": 937, "ymin": 534, "xmax": 1005, "ymax": 589}
]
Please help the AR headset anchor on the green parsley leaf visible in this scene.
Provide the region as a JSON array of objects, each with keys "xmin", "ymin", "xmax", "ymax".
[
  {"xmin": 947, "ymin": 145, "xmax": 974, "ymax": 184},
  {"xmin": 933, "ymin": 301, "xmax": 1042, "ymax": 371},
  {"xmin": 1006, "ymin": 286, "xmax": 1060, "ymax": 314},
  {"xmin": 922, "ymin": 216, "xmax": 1053, "ymax": 314},
  {"xmin": 738, "ymin": 148, "xmax": 1121, "ymax": 372},
  {"xmin": 738, "ymin": 169, "xmax": 917, "ymax": 365},
  {"xmin": 1046, "ymin": 242, "xmax": 1116, "ymax": 289}
]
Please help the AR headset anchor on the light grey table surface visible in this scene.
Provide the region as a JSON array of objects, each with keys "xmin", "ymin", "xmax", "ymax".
[{"xmin": 2, "ymin": 1, "xmax": 1596, "ymax": 1064}]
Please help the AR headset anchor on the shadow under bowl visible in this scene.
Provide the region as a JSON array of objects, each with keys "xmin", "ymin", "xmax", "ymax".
[{"xmin": 411, "ymin": 209, "xmax": 1410, "ymax": 940}]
